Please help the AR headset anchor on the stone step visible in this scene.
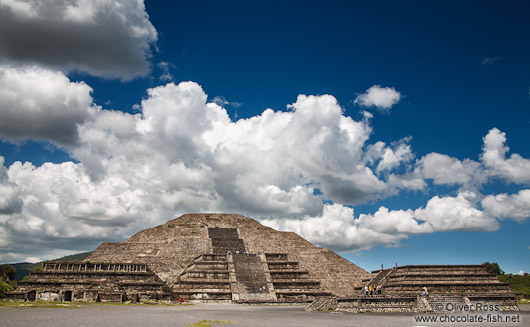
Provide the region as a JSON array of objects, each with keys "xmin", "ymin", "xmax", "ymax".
[
  {"xmin": 32, "ymin": 271, "xmax": 156, "ymax": 276},
  {"xmin": 264, "ymin": 253, "xmax": 289, "ymax": 261},
  {"xmin": 177, "ymin": 280, "xmax": 230, "ymax": 286},
  {"xmin": 187, "ymin": 262, "xmax": 228, "ymax": 271},
  {"xmin": 267, "ymin": 262, "xmax": 300, "ymax": 270},
  {"xmin": 390, "ymin": 272, "xmax": 496, "ymax": 277},
  {"xmin": 270, "ymin": 271, "xmax": 309, "ymax": 276},
  {"xmin": 276, "ymin": 290, "xmax": 332, "ymax": 296},
  {"xmin": 271, "ymin": 278, "xmax": 314, "ymax": 283},
  {"xmin": 382, "ymin": 282, "xmax": 511, "ymax": 288},
  {"xmin": 177, "ymin": 274, "xmax": 230, "ymax": 281},
  {"xmin": 173, "ymin": 288, "xmax": 231, "ymax": 293},
  {"xmin": 175, "ymin": 290, "xmax": 232, "ymax": 301},
  {"xmin": 211, "ymin": 238, "xmax": 246, "ymax": 254},
  {"xmin": 174, "ymin": 290, "xmax": 232, "ymax": 294},
  {"xmin": 198, "ymin": 254, "xmax": 227, "ymax": 261},
  {"xmin": 207, "ymin": 227, "xmax": 239, "ymax": 239},
  {"xmin": 273, "ymin": 281, "xmax": 320, "ymax": 286}
]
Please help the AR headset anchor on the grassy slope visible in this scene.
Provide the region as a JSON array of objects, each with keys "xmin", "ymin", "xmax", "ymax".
[{"xmin": 10, "ymin": 252, "xmax": 92, "ymax": 281}]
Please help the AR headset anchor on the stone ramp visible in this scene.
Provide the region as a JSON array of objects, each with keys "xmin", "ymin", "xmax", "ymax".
[
  {"xmin": 208, "ymin": 227, "xmax": 246, "ymax": 254},
  {"xmin": 360, "ymin": 268, "xmax": 394, "ymax": 295},
  {"xmin": 305, "ymin": 296, "xmax": 336, "ymax": 311},
  {"xmin": 231, "ymin": 253, "xmax": 271, "ymax": 301}
]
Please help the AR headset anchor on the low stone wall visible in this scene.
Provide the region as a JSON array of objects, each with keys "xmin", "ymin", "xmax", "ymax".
[
  {"xmin": 468, "ymin": 294, "xmax": 520, "ymax": 312},
  {"xmin": 336, "ymin": 296, "xmax": 417, "ymax": 313}
]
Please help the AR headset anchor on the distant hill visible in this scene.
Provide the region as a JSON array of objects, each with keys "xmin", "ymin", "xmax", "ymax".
[
  {"xmin": 10, "ymin": 252, "xmax": 92, "ymax": 281},
  {"xmin": 52, "ymin": 252, "xmax": 92, "ymax": 262}
]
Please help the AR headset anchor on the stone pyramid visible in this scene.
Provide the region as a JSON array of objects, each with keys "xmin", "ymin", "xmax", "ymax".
[{"xmin": 87, "ymin": 213, "xmax": 369, "ymax": 301}]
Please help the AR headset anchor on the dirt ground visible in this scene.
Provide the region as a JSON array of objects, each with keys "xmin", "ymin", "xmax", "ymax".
[{"xmin": 0, "ymin": 302, "xmax": 528, "ymax": 327}]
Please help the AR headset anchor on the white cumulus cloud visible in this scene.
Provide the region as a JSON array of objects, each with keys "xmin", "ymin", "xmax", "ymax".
[
  {"xmin": 0, "ymin": 80, "xmax": 422, "ymax": 260},
  {"xmin": 0, "ymin": 0, "xmax": 157, "ymax": 80},
  {"xmin": 481, "ymin": 127, "xmax": 530, "ymax": 184},
  {"xmin": 354, "ymin": 85, "xmax": 401, "ymax": 112},
  {"xmin": 1, "ymin": 79, "xmax": 529, "ymax": 260},
  {"xmin": 0, "ymin": 65, "xmax": 96, "ymax": 145},
  {"xmin": 263, "ymin": 191, "xmax": 502, "ymax": 252},
  {"xmin": 482, "ymin": 189, "xmax": 530, "ymax": 222},
  {"xmin": 415, "ymin": 192, "xmax": 498, "ymax": 232},
  {"xmin": 415, "ymin": 152, "xmax": 486, "ymax": 187}
]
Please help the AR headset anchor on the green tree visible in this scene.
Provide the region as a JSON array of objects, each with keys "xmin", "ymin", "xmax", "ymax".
[
  {"xmin": 499, "ymin": 274, "xmax": 530, "ymax": 299},
  {"xmin": 0, "ymin": 264, "xmax": 16, "ymax": 280},
  {"xmin": 0, "ymin": 265, "xmax": 17, "ymax": 298},
  {"xmin": 482, "ymin": 262, "xmax": 504, "ymax": 275}
]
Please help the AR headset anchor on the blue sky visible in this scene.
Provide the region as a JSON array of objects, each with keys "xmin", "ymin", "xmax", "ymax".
[{"xmin": 0, "ymin": 0, "xmax": 529, "ymax": 274}]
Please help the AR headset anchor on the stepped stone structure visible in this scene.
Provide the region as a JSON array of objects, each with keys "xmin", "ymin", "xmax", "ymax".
[
  {"xmin": 5, "ymin": 213, "xmax": 520, "ymax": 311},
  {"xmin": 316, "ymin": 265, "xmax": 520, "ymax": 313},
  {"xmin": 8, "ymin": 261, "xmax": 170, "ymax": 302},
  {"xmin": 363, "ymin": 265, "xmax": 514, "ymax": 296},
  {"xmin": 87, "ymin": 213, "xmax": 367, "ymax": 302},
  {"xmin": 7, "ymin": 213, "xmax": 367, "ymax": 303}
]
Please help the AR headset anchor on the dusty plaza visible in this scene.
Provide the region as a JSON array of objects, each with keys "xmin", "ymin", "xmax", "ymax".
[{"xmin": 0, "ymin": 302, "xmax": 529, "ymax": 327}]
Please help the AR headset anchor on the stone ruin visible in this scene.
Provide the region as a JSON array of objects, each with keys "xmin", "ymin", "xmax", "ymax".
[
  {"xmin": 7, "ymin": 214, "xmax": 366, "ymax": 303},
  {"xmin": 5, "ymin": 213, "xmax": 520, "ymax": 312},
  {"xmin": 8, "ymin": 261, "xmax": 170, "ymax": 303},
  {"xmin": 315, "ymin": 264, "xmax": 520, "ymax": 313},
  {"xmin": 86, "ymin": 213, "xmax": 367, "ymax": 302}
]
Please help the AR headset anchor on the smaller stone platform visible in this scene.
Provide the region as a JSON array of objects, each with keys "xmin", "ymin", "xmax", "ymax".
[
  {"xmin": 5, "ymin": 261, "xmax": 171, "ymax": 303},
  {"xmin": 307, "ymin": 264, "xmax": 519, "ymax": 313},
  {"xmin": 364, "ymin": 265, "xmax": 513, "ymax": 296}
]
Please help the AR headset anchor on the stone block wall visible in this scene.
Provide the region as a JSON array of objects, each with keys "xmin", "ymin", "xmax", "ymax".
[
  {"xmin": 8, "ymin": 261, "xmax": 170, "ymax": 303},
  {"xmin": 335, "ymin": 296, "xmax": 418, "ymax": 313},
  {"xmin": 370, "ymin": 265, "xmax": 513, "ymax": 296}
]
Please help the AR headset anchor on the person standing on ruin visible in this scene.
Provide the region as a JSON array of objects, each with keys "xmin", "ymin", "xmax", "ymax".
[{"xmin": 365, "ymin": 285, "xmax": 369, "ymax": 296}]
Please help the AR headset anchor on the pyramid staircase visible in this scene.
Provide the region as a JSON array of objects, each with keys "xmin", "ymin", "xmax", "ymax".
[
  {"xmin": 266, "ymin": 253, "xmax": 331, "ymax": 302},
  {"xmin": 171, "ymin": 228, "xmax": 330, "ymax": 302},
  {"xmin": 173, "ymin": 254, "xmax": 232, "ymax": 301},
  {"xmin": 360, "ymin": 268, "xmax": 394, "ymax": 295}
]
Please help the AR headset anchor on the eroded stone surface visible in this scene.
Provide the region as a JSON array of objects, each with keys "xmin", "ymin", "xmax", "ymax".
[{"xmin": 87, "ymin": 213, "xmax": 369, "ymax": 298}]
